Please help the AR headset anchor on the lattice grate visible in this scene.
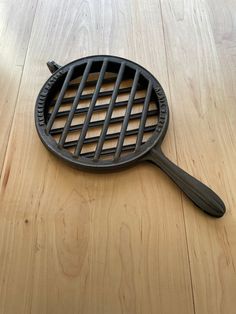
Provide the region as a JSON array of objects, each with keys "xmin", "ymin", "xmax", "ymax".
[{"xmin": 44, "ymin": 57, "xmax": 158, "ymax": 161}]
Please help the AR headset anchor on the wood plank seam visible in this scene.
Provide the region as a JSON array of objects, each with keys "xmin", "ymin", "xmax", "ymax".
[
  {"xmin": 0, "ymin": 0, "xmax": 39, "ymax": 180},
  {"xmin": 159, "ymin": 1, "xmax": 196, "ymax": 313}
]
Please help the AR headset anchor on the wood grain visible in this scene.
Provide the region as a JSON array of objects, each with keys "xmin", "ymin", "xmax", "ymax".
[
  {"xmin": 0, "ymin": 0, "xmax": 235, "ymax": 313},
  {"xmin": 0, "ymin": 0, "xmax": 38, "ymax": 173},
  {"xmin": 160, "ymin": 0, "xmax": 236, "ymax": 313}
]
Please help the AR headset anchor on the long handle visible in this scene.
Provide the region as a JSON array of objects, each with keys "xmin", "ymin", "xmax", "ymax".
[{"xmin": 147, "ymin": 146, "xmax": 225, "ymax": 217}]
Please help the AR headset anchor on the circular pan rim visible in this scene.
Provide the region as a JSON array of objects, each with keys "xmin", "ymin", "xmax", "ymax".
[{"xmin": 35, "ymin": 54, "xmax": 169, "ymax": 171}]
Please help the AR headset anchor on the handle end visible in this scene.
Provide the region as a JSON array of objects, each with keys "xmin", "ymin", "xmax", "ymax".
[{"xmin": 205, "ymin": 195, "xmax": 226, "ymax": 218}]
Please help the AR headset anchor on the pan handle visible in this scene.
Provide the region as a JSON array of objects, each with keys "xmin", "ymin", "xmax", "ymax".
[{"xmin": 147, "ymin": 146, "xmax": 225, "ymax": 217}]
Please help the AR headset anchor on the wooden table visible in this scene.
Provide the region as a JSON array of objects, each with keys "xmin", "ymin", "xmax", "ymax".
[{"xmin": 0, "ymin": 0, "xmax": 235, "ymax": 313}]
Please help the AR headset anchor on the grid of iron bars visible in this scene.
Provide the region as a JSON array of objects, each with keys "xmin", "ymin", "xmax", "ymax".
[{"xmin": 45, "ymin": 59, "xmax": 159, "ymax": 161}]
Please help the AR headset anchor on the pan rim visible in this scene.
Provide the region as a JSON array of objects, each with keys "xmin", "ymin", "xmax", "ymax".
[{"xmin": 35, "ymin": 54, "xmax": 169, "ymax": 170}]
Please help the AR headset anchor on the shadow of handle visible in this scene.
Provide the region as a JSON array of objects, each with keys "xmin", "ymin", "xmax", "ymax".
[{"xmin": 147, "ymin": 146, "xmax": 226, "ymax": 218}]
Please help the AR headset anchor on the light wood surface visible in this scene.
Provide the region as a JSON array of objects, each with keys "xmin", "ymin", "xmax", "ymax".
[
  {"xmin": 0, "ymin": 0, "xmax": 235, "ymax": 313},
  {"xmin": 0, "ymin": 0, "xmax": 38, "ymax": 172}
]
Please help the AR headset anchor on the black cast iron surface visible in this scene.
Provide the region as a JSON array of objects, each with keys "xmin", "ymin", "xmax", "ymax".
[{"xmin": 35, "ymin": 55, "xmax": 226, "ymax": 218}]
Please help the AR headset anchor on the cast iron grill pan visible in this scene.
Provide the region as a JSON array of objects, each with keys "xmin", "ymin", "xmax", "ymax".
[{"xmin": 35, "ymin": 55, "xmax": 225, "ymax": 218}]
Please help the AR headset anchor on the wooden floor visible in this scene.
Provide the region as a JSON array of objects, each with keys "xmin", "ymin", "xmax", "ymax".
[{"xmin": 0, "ymin": 0, "xmax": 235, "ymax": 313}]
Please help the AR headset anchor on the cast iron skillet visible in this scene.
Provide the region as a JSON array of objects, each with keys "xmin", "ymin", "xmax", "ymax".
[{"xmin": 35, "ymin": 55, "xmax": 225, "ymax": 217}]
